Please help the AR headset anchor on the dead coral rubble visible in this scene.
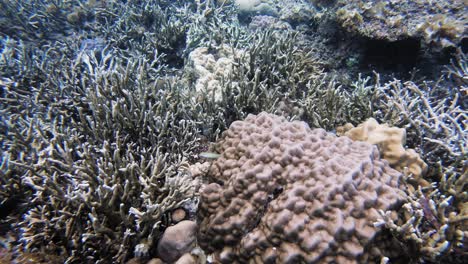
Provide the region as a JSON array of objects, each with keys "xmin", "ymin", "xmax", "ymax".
[{"xmin": 197, "ymin": 112, "xmax": 408, "ymax": 263}]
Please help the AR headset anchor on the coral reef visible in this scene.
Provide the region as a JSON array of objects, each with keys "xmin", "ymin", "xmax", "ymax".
[
  {"xmin": 376, "ymin": 184, "xmax": 467, "ymax": 263},
  {"xmin": 187, "ymin": 44, "xmax": 247, "ymax": 102},
  {"xmin": 234, "ymin": 0, "xmax": 319, "ymax": 26},
  {"xmin": 0, "ymin": 38, "xmax": 204, "ymax": 262},
  {"xmin": 0, "ymin": 0, "xmax": 249, "ymax": 261},
  {"xmin": 193, "ymin": 30, "xmax": 379, "ymax": 130},
  {"xmin": 0, "ymin": 0, "xmax": 94, "ymax": 41},
  {"xmin": 0, "ymin": 1, "xmax": 234, "ymax": 260},
  {"xmin": 197, "ymin": 112, "xmax": 408, "ymax": 263},
  {"xmin": 248, "ymin": 15, "xmax": 292, "ymax": 31}
]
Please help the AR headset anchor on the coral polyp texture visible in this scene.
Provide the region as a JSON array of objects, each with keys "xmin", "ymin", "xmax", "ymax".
[{"xmin": 197, "ymin": 112, "xmax": 408, "ymax": 263}]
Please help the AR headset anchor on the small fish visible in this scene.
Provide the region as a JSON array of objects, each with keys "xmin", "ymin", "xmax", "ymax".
[{"xmin": 200, "ymin": 152, "xmax": 221, "ymax": 159}]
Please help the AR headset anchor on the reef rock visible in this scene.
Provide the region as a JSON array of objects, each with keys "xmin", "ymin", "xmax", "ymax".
[{"xmin": 157, "ymin": 220, "xmax": 197, "ymax": 263}]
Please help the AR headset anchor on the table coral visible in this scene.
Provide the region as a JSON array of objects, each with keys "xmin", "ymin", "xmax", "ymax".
[{"xmin": 197, "ymin": 112, "xmax": 408, "ymax": 263}]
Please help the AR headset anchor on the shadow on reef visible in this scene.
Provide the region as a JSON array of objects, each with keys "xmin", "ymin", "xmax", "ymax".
[{"xmin": 361, "ymin": 38, "xmax": 421, "ymax": 75}]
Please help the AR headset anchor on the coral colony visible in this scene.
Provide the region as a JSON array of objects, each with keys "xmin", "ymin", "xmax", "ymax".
[{"xmin": 0, "ymin": 0, "xmax": 466, "ymax": 264}]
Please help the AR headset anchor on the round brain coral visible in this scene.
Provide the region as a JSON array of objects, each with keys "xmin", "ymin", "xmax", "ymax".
[{"xmin": 197, "ymin": 112, "xmax": 409, "ymax": 263}]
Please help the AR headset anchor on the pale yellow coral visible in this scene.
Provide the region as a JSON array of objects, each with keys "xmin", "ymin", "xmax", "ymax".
[{"xmin": 338, "ymin": 118, "xmax": 429, "ymax": 186}]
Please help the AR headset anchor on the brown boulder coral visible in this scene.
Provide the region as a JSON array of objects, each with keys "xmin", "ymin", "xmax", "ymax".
[{"xmin": 197, "ymin": 112, "xmax": 408, "ymax": 263}]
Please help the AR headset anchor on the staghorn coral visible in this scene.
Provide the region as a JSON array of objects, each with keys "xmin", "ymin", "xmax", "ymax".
[
  {"xmin": 192, "ymin": 29, "xmax": 379, "ymax": 130},
  {"xmin": 0, "ymin": 0, "xmax": 241, "ymax": 68},
  {"xmin": 376, "ymin": 72, "xmax": 466, "ymax": 176},
  {"xmin": 0, "ymin": 0, "xmax": 90, "ymax": 41},
  {"xmin": 197, "ymin": 112, "xmax": 409, "ymax": 263},
  {"xmin": 91, "ymin": 0, "xmax": 194, "ymax": 67},
  {"xmin": 0, "ymin": 1, "xmax": 465, "ymax": 263},
  {"xmin": 0, "ymin": 5, "xmax": 248, "ymax": 260},
  {"xmin": 187, "ymin": 29, "xmax": 325, "ymax": 129},
  {"xmin": 184, "ymin": 0, "xmax": 246, "ymax": 54},
  {"xmin": 0, "ymin": 33, "xmax": 208, "ymax": 262},
  {"xmin": 375, "ymin": 180, "xmax": 467, "ymax": 263},
  {"xmin": 444, "ymin": 52, "xmax": 468, "ymax": 88},
  {"xmin": 371, "ymin": 54, "xmax": 467, "ymax": 262}
]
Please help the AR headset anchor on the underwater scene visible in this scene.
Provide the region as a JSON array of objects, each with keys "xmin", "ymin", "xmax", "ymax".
[{"xmin": 0, "ymin": 0, "xmax": 466, "ymax": 263}]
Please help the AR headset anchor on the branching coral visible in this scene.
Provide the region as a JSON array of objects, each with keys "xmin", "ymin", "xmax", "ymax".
[
  {"xmin": 0, "ymin": 1, "xmax": 465, "ymax": 263},
  {"xmin": 193, "ymin": 29, "xmax": 369, "ymax": 129},
  {"xmin": 377, "ymin": 73, "xmax": 466, "ymax": 171},
  {"xmin": 0, "ymin": 35, "xmax": 208, "ymax": 262},
  {"xmin": 331, "ymin": 0, "xmax": 467, "ymax": 50},
  {"xmin": 375, "ymin": 182, "xmax": 467, "ymax": 262},
  {"xmin": 371, "ymin": 54, "xmax": 467, "ymax": 262},
  {"xmin": 298, "ymin": 74, "xmax": 380, "ymax": 130}
]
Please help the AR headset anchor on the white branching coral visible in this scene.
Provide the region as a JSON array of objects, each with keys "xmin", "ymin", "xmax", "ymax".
[
  {"xmin": 376, "ymin": 185, "xmax": 466, "ymax": 260},
  {"xmin": 371, "ymin": 54, "xmax": 467, "ymax": 261},
  {"xmin": 378, "ymin": 78, "xmax": 466, "ymax": 163}
]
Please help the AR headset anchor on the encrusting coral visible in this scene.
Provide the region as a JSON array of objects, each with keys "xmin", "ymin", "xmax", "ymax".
[
  {"xmin": 197, "ymin": 112, "xmax": 409, "ymax": 263},
  {"xmin": 337, "ymin": 118, "xmax": 428, "ymax": 187},
  {"xmin": 332, "ymin": 0, "xmax": 467, "ymax": 50}
]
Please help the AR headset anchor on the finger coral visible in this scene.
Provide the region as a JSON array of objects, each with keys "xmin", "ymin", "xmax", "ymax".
[
  {"xmin": 197, "ymin": 112, "xmax": 409, "ymax": 263},
  {"xmin": 332, "ymin": 0, "xmax": 467, "ymax": 50}
]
